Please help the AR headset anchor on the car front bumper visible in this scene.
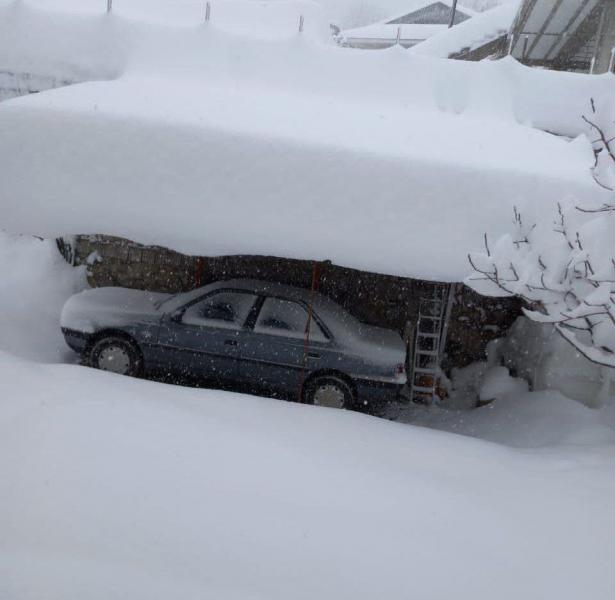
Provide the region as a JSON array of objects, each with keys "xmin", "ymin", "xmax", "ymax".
[
  {"xmin": 61, "ymin": 327, "xmax": 91, "ymax": 354},
  {"xmin": 354, "ymin": 378, "xmax": 405, "ymax": 405}
]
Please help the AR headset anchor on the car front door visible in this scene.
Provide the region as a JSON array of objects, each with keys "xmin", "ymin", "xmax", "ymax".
[
  {"xmin": 237, "ymin": 296, "xmax": 330, "ymax": 396},
  {"xmin": 156, "ymin": 290, "xmax": 258, "ymax": 381}
]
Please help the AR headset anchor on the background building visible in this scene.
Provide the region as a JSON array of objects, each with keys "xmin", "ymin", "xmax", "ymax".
[
  {"xmin": 340, "ymin": 1, "xmax": 475, "ymax": 49},
  {"xmin": 509, "ymin": 0, "xmax": 615, "ymax": 73}
]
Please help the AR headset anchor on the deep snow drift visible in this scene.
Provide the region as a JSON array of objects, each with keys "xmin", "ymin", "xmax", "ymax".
[
  {"xmin": 409, "ymin": 1, "xmax": 519, "ymax": 58},
  {"xmin": 0, "ymin": 232, "xmax": 85, "ymax": 362},
  {"xmin": 0, "ymin": 75, "xmax": 602, "ymax": 280},
  {"xmin": 2, "ymin": 350, "xmax": 615, "ymax": 600},
  {"xmin": 1, "ymin": 2, "xmax": 614, "ymax": 280}
]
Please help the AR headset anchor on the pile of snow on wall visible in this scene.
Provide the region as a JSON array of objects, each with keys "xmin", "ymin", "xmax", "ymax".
[{"xmin": 0, "ymin": 232, "xmax": 86, "ymax": 362}]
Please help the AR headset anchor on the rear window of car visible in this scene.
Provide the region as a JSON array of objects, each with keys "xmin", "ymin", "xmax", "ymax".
[{"xmin": 254, "ymin": 297, "xmax": 328, "ymax": 342}]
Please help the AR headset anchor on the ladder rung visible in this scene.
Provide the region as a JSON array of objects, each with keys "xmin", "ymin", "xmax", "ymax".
[
  {"xmin": 417, "ymin": 332, "xmax": 439, "ymax": 338},
  {"xmin": 411, "ymin": 386, "xmax": 435, "ymax": 394},
  {"xmin": 419, "ymin": 315, "xmax": 442, "ymax": 321},
  {"xmin": 416, "ymin": 350, "xmax": 439, "ymax": 357},
  {"xmin": 414, "ymin": 367, "xmax": 438, "ymax": 374},
  {"xmin": 414, "ymin": 377, "xmax": 437, "ymax": 386}
]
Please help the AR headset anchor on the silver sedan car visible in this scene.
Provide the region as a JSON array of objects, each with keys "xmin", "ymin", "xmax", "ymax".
[{"xmin": 61, "ymin": 279, "xmax": 407, "ymax": 411}]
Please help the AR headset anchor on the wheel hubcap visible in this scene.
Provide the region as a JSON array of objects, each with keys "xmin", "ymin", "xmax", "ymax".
[
  {"xmin": 98, "ymin": 345, "xmax": 131, "ymax": 375},
  {"xmin": 313, "ymin": 384, "xmax": 346, "ymax": 409}
]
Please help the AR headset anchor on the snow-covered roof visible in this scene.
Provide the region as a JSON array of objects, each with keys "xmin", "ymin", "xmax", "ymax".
[
  {"xmin": 409, "ymin": 1, "xmax": 520, "ymax": 58},
  {"xmin": 341, "ymin": 1, "xmax": 475, "ymax": 48},
  {"xmin": 1, "ymin": 2, "xmax": 613, "ymax": 282}
]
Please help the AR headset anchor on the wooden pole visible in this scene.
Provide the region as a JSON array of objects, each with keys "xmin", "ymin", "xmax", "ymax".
[
  {"xmin": 448, "ymin": 0, "xmax": 458, "ymax": 28},
  {"xmin": 298, "ymin": 261, "xmax": 321, "ymax": 401}
]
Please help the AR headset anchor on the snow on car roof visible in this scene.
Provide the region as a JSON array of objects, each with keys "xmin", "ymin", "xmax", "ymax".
[
  {"xmin": 162, "ymin": 279, "xmax": 403, "ymax": 359},
  {"xmin": 0, "ymin": 2, "xmax": 613, "ymax": 282}
]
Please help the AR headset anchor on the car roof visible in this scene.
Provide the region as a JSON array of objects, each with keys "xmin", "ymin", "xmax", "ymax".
[
  {"xmin": 204, "ymin": 278, "xmax": 323, "ymax": 304},
  {"xmin": 197, "ymin": 279, "xmax": 361, "ymax": 332}
]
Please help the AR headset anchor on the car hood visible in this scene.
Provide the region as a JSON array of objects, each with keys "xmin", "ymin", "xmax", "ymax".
[{"xmin": 61, "ymin": 287, "xmax": 171, "ymax": 334}]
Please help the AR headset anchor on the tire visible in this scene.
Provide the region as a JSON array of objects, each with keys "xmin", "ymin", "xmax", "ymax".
[
  {"xmin": 304, "ymin": 375, "xmax": 354, "ymax": 410},
  {"xmin": 88, "ymin": 335, "xmax": 142, "ymax": 377}
]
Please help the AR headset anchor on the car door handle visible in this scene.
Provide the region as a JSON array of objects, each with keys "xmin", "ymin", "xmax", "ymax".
[
  {"xmin": 225, "ymin": 339, "xmax": 238, "ymax": 346},
  {"xmin": 308, "ymin": 352, "xmax": 320, "ymax": 359}
]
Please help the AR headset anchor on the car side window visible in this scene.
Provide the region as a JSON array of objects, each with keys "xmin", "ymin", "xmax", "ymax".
[
  {"xmin": 182, "ymin": 291, "xmax": 257, "ymax": 329},
  {"xmin": 254, "ymin": 297, "xmax": 328, "ymax": 342}
]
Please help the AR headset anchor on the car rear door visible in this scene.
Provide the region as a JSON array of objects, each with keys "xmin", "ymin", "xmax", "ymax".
[
  {"xmin": 156, "ymin": 290, "xmax": 258, "ymax": 380},
  {"xmin": 237, "ymin": 296, "xmax": 330, "ymax": 395}
]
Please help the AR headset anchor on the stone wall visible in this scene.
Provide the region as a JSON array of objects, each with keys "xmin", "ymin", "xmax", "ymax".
[
  {"xmin": 71, "ymin": 234, "xmax": 521, "ymax": 369},
  {"xmin": 0, "ymin": 70, "xmax": 77, "ymax": 102}
]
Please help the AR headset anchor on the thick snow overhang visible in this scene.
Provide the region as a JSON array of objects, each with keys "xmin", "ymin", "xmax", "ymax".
[
  {"xmin": 409, "ymin": 2, "xmax": 521, "ymax": 59},
  {"xmin": 0, "ymin": 73, "xmax": 605, "ymax": 282},
  {"xmin": 1, "ymin": 2, "xmax": 613, "ymax": 282}
]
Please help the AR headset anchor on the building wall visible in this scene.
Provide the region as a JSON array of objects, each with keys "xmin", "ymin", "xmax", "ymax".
[
  {"xmin": 70, "ymin": 235, "xmax": 521, "ymax": 369},
  {"xmin": 450, "ymin": 35, "xmax": 508, "ymax": 62},
  {"xmin": 0, "ymin": 70, "xmax": 77, "ymax": 102},
  {"xmin": 509, "ymin": 0, "xmax": 615, "ymax": 74},
  {"xmin": 593, "ymin": 0, "xmax": 615, "ymax": 73}
]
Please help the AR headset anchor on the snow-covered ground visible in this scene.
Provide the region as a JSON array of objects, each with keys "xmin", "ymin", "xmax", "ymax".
[{"xmin": 3, "ymin": 349, "xmax": 615, "ymax": 600}]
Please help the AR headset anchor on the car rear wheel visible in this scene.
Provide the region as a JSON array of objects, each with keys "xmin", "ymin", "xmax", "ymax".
[
  {"xmin": 89, "ymin": 336, "xmax": 142, "ymax": 377},
  {"xmin": 304, "ymin": 376, "xmax": 354, "ymax": 410}
]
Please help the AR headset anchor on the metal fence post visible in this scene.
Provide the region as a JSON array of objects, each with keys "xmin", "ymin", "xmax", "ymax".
[
  {"xmin": 107, "ymin": 0, "xmax": 112, "ymax": 13},
  {"xmin": 448, "ymin": 0, "xmax": 458, "ymax": 29},
  {"xmin": 298, "ymin": 14, "xmax": 304, "ymax": 33},
  {"xmin": 205, "ymin": 1, "xmax": 211, "ymax": 23}
]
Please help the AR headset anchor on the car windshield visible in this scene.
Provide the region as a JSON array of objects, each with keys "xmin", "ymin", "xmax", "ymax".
[{"xmin": 153, "ymin": 293, "xmax": 182, "ymax": 310}]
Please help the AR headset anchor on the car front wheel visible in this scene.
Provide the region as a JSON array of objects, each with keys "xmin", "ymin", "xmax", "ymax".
[
  {"xmin": 304, "ymin": 375, "xmax": 354, "ymax": 410},
  {"xmin": 89, "ymin": 336, "xmax": 142, "ymax": 377}
]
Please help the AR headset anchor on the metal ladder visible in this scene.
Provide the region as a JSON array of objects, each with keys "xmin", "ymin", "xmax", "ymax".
[{"xmin": 410, "ymin": 286, "xmax": 447, "ymax": 404}]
